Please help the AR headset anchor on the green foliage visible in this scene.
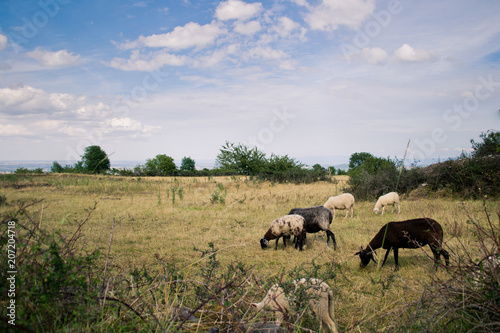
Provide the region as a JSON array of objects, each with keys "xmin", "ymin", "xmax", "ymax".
[
  {"xmin": 144, "ymin": 154, "xmax": 176, "ymax": 176},
  {"xmin": 471, "ymin": 129, "xmax": 500, "ymax": 158},
  {"xmin": 214, "ymin": 142, "xmax": 327, "ymax": 183},
  {"xmin": 422, "ymin": 155, "xmax": 500, "ymax": 198},
  {"xmin": 14, "ymin": 167, "xmax": 44, "ymax": 174},
  {"xmin": 349, "ymin": 152, "xmax": 374, "ymax": 170},
  {"xmin": 215, "ymin": 141, "xmax": 267, "ymax": 175},
  {"xmin": 180, "ymin": 156, "xmax": 196, "ymax": 172},
  {"xmin": 347, "ymin": 154, "xmax": 399, "ymax": 200},
  {"xmin": 337, "ymin": 169, "xmax": 348, "ymax": 175},
  {"xmin": 210, "ymin": 183, "xmax": 226, "ymax": 204},
  {"xmin": 80, "ymin": 145, "xmax": 110, "ymax": 174},
  {"xmin": 0, "ymin": 202, "xmax": 101, "ymax": 331},
  {"xmin": 50, "ymin": 161, "xmax": 81, "ymax": 173}
]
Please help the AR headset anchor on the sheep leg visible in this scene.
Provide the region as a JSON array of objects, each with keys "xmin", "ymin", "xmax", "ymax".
[
  {"xmin": 393, "ymin": 248, "xmax": 399, "ymax": 270},
  {"xmin": 381, "ymin": 206, "xmax": 385, "ymax": 215},
  {"xmin": 441, "ymin": 249, "xmax": 450, "ymax": 267},
  {"xmin": 344, "ymin": 209, "xmax": 348, "ymax": 218},
  {"xmin": 275, "ymin": 236, "xmax": 281, "ymax": 250},
  {"xmin": 381, "ymin": 247, "xmax": 392, "ymax": 266},
  {"xmin": 295, "ymin": 234, "xmax": 304, "ymax": 251},
  {"xmin": 326, "ymin": 230, "xmax": 337, "ymax": 250}
]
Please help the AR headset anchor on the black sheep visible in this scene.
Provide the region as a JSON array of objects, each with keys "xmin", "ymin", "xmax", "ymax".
[
  {"xmin": 288, "ymin": 205, "xmax": 337, "ymax": 250},
  {"xmin": 355, "ymin": 218, "xmax": 449, "ymax": 270}
]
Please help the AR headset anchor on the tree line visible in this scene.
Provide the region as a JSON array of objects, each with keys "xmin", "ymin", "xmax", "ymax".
[{"xmin": 12, "ymin": 130, "xmax": 500, "ymax": 198}]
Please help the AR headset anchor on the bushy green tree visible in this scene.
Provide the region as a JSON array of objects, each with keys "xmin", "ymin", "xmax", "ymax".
[
  {"xmin": 349, "ymin": 152, "xmax": 373, "ymax": 171},
  {"xmin": 180, "ymin": 156, "xmax": 196, "ymax": 172},
  {"xmin": 81, "ymin": 146, "xmax": 110, "ymax": 174},
  {"xmin": 144, "ymin": 154, "xmax": 176, "ymax": 176},
  {"xmin": 51, "ymin": 161, "xmax": 64, "ymax": 173},
  {"xmin": 348, "ymin": 153, "xmax": 398, "ymax": 200},
  {"xmin": 471, "ymin": 129, "xmax": 500, "ymax": 157},
  {"xmin": 215, "ymin": 141, "xmax": 266, "ymax": 175}
]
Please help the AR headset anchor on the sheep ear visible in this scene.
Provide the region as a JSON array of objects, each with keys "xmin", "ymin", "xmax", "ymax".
[
  {"xmin": 354, "ymin": 251, "xmax": 360, "ymax": 256},
  {"xmin": 360, "ymin": 246, "xmax": 363, "ymax": 251}
]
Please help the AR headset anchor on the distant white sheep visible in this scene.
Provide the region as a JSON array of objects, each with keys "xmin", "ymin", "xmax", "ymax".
[
  {"xmin": 373, "ymin": 192, "xmax": 400, "ymax": 215},
  {"xmin": 260, "ymin": 215, "xmax": 306, "ymax": 251},
  {"xmin": 251, "ymin": 278, "xmax": 338, "ymax": 333},
  {"xmin": 324, "ymin": 193, "xmax": 355, "ymax": 218}
]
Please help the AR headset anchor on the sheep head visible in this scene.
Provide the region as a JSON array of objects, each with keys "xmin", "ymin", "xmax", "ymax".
[
  {"xmin": 260, "ymin": 238, "xmax": 269, "ymax": 249},
  {"xmin": 355, "ymin": 246, "xmax": 377, "ymax": 267},
  {"xmin": 373, "ymin": 208, "xmax": 380, "ymax": 215}
]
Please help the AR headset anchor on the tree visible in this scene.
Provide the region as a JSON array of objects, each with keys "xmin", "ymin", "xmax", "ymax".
[
  {"xmin": 80, "ymin": 146, "xmax": 110, "ymax": 174},
  {"xmin": 144, "ymin": 154, "xmax": 176, "ymax": 176},
  {"xmin": 51, "ymin": 161, "xmax": 64, "ymax": 173},
  {"xmin": 471, "ymin": 130, "xmax": 500, "ymax": 158},
  {"xmin": 215, "ymin": 141, "xmax": 266, "ymax": 175},
  {"xmin": 348, "ymin": 152, "xmax": 373, "ymax": 171},
  {"xmin": 180, "ymin": 156, "xmax": 196, "ymax": 172},
  {"xmin": 266, "ymin": 154, "xmax": 303, "ymax": 172}
]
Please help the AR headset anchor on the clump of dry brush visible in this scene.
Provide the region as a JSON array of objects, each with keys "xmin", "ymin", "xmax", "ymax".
[{"xmin": 401, "ymin": 199, "xmax": 500, "ymax": 333}]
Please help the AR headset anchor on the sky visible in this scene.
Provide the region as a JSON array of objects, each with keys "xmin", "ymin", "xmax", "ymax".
[{"xmin": 0, "ymin": 0, "xmax": 499, "ymax": 167}]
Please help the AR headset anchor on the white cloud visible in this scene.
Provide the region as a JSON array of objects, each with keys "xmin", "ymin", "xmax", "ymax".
[
  {"xmin": 120, "ymin": 22, "xmax": 224, "ymax": 50},
  {"xmin": 0, "ymin": 84, "xmax": 88, "ymax": 115},
  {"xmin": 0, "ymin": 123, "xmax": 28, "ymax": 136},
  {"xmin": 0, "ymin": 34, "xmax": 7, "ymax": 50},
  {"xmin": 109, "ymin": 50, "xmax": 185, "ymax": 71},
  {"xmin": 234, "ymin": 20, "xmax": 261, "ymax": 35},
  {"xmin": 274, "ymin": 17, "xmax": 302, "ymax": 38},
  {"xmin": 215, "ymin": 0, "xmax": 263, "ymax": 21},
  {"xmin": 26, "ymin": 48, "xmax": 80, "ymax": 67},
  {"xmin": 361, "ymin": 47, "xmax": 388, "ymax": 64},
  {"xmin": 394, "ymin": 43, "xmax": 437, "ymax": 62},
  {"xmin": 246, "ymin": 46, "xmax": 287, "ymax": 60},
  {"xmin": 304, "ymin": 0, "xmax": 375, "ymax": 31},
  {"xmin": 107, "ymin": 117, "xmax": 159, "ymax": 134}
]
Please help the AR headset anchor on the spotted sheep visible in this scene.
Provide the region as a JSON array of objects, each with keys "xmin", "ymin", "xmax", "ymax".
[{"xmin": 260, "ymin": 214, "xmax": 306, "ymax": 251}]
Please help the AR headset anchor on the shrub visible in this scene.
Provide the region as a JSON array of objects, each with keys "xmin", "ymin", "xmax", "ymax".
[
  {"xmin": 396, "ymin": 200, "xmax": 500, "ymax": 332},
  {"xmin": 0, "ymin": 201, "xmax": 101, "ymax": 331},
  {"xmin": 422, "ymin": 155, "xmax": 500, "ymax": 198},
  {"xmin": 347, "ymin": 154, "xmax": 399, "ymax": 200}
]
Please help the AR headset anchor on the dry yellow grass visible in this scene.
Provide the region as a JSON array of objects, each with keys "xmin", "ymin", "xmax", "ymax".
[{"xmin": 1, "ymin": 174, "xmax": 498, "ymax": 331}]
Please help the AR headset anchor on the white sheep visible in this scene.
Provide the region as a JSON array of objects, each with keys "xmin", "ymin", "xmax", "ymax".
[
  {"xmin": 260, "ymin": 215, "xmax": 306, "ymax": 251},
  {"xmin": 324, "ymin": 193, "xmax": 355, "ymax": 218},
  {"xmin": 251, "ymin": 278, "xmax": 338, "ymax": 333},
  {"xmin": 373, "ymin": 192, "xmax": 400, "ymax": 215}
]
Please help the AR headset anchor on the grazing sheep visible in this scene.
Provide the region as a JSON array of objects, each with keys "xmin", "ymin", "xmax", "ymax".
[
  {"xmin": 288, "ymin": 206, "xmax": 337, "ymax": 250},
  {"xmin": 354, "ymin": 218, "xmax": 450, "ymax": 270},
  {"xmin": 373, "ymin": 192, "xmax": 400, "ymax": 215},
  {"xmin": 260, "ymin": 215, "xmax": 306, "ymax": 251},
  {"xmin": 324, "ymin": 193, "xmax": 355, "ymax": 218},
  {"xmin": 251, "ymin": 278, "xmax": 338, "ymax": 333}
]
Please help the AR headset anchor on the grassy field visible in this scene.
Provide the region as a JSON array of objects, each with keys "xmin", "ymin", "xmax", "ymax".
[{"xmin": 1, "ymin": 174, "xmax": 499, "ymax": 332}]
